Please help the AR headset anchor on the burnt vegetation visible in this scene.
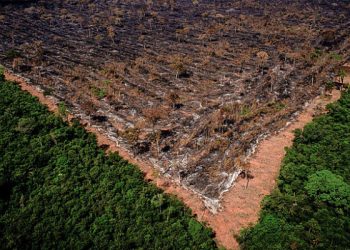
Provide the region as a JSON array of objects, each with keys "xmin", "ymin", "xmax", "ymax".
[{"xmin": 0, "ymin": 0, "xmax": 349, "ymax": 204}]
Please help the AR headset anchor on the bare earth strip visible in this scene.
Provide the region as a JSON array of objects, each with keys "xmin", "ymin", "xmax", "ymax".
[{"xmin": 4, "ymin": 71, "xmax": 341, "ymax": 249}]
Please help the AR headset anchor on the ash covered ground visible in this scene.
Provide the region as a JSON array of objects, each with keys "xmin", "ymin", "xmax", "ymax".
[{"xmin": 1, "ymin": 0, "xmax": 349, "ymax": 207}]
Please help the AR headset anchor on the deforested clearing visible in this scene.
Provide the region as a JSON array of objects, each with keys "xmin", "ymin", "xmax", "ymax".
[{"xmin": 0, "ymin": 0, "xmax": 350, "ymax": 249}]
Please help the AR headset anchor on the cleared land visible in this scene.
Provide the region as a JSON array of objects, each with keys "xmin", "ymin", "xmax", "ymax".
[{"xmin": 1, "ymin": 0, "xmax": 349, "ymax": 208}]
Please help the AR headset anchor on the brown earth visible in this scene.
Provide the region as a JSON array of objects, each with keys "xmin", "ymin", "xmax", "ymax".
[{"xmin": 4, "ymin": 70, "xmax": 341, "ymax": 249}]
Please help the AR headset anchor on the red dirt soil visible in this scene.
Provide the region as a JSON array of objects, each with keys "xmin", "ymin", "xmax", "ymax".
[{"xmin": 4, "ymin": 71, "xmax": 342, "ymax": 249}]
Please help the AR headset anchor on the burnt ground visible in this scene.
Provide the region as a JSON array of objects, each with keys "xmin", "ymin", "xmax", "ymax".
[{"xmin": 1, "ymin": 0, "xmax": 350, "ymax": 208}]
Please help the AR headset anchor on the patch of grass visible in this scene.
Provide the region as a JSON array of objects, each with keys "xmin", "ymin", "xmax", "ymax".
[
  {"xmin": 240, "ymin": 105, "xmax": 252, "ymax": 117},
  {"xmin": 330, "ymin": 52, "xmax": 343, "ymax": 61},
  {"xmin": 91, "ymin": 86, "xmax": 107, "ymax": 99}
]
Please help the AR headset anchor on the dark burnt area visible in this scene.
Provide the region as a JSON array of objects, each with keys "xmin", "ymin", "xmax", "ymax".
[{"xmin": 0, "ymin": 0, "xmax": 349, "ymax": 199}]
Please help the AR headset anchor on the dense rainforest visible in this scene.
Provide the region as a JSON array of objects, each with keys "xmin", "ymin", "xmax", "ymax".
[
  {"xmin": 0, "ymin": 72, "xmax": 217, "ymax": 249},
  {"xmin": 238, "ymin": 90, "xmax": 350, "ymax": 249}
]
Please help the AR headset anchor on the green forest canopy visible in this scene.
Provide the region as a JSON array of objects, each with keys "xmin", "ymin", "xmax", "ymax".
[
  {"xmin": 238, "ymin": 90, "xmax": 350, "ymax": 249},
  {"xmin": 0, "ymin": 75, "xmax": 217, "ymax": 249}
]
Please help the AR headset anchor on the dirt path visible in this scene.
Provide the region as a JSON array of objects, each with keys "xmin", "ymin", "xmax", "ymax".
[{"xmin": 4, "ymin": 71, "xmax": 341, "ymax": 249}]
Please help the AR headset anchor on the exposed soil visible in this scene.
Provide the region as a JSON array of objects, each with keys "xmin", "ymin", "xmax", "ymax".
[
  {"xmin": 3, "ymin": 70, "xmax": 342, "ymax": 249},
  {"xmin": 1, "ymin": 0, "xmax": 350, "ymax": 206}
]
